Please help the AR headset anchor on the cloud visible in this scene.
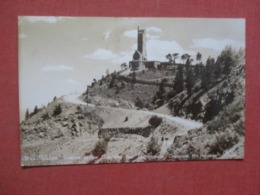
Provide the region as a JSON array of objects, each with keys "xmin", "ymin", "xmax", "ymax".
[
  {"xmin": 112, "ymin": 51, "xmax": 132, "ymax": 64},
  {"xmin": 19, "ymin": 33, "xmax": 27, "ymax": 39},
  {"xmin": 41, "ymin": 65, "xmax": 74, "ymax": 72},
  {"xmin": 123, "ymin": 30, "xmax": 137, "ymax": 38},
  {"xmin": 83, "ymin": 49, "xmax": 118, "ymax": 60},
  {"xmin": 66, "ymin": 79, "xmax": 78, "ymax": 84},
  {"xmin": 147, "ymin": 34, "xmax": 161, "ymax": 39},
  {"xmin": 147, "ymin": 26, "xmax": 162, "ymax": 39},
  {"xmin": 83, "ymin": 48, "xmax": 132, "ymax": 65},
  {"xmin": 147, "ymin": 26, "xmax": 162, "ymax": 33},
  {"xmin": 24, "ymin": 16, "xmax": 64, "ymax": 24},
  {"xmin": 190, "ymin": 38, "xmax": 245, "ymax": 51},
  {"xmin": 145, "ymin": 39, "xmax": 195, "ymax": 61}
]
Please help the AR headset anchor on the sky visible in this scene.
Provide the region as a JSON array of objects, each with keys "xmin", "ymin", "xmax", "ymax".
[{"xmin": 18, "ymin": 16, "xmax": 245, "ymax": 120}]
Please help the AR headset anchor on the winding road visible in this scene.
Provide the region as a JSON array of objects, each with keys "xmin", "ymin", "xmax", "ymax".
[{"xmin": 63, "ymin": 93, "xmax": 203, "ymax": 129}]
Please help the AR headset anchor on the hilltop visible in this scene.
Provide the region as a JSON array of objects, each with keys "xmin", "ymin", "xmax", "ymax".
[
  {"xmin": 20, "ymin": 46, "xmax": 245, "ymax": 166},
  {"xmin": 81, "ymin": 45, "xmax": 245, "ymax": 160}
]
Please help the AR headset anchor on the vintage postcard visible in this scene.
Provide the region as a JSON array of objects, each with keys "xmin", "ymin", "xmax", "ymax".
[{"xmin": 19, "ymin": 17, "xmax": 245, "ymax": 166}]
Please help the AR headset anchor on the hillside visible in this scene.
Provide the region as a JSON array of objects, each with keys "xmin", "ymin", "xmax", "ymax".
[
  {"xmin": 20, "ymin": 46, "xmax": 245, "ymax": 166},
  {"xmin": 81, "ymin": 46, "xmax": 245, "ymax": 160},
  {"xmin": 21, "ymin": 94, "xmax": 202, "ymax": 166}
]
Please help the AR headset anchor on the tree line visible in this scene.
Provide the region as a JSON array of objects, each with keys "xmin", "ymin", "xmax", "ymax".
[{"xmin": 152, "ymin": 45, "xmax": 244, "ymax": 108}]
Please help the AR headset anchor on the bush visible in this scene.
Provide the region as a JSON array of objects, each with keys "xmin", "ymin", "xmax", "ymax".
[
  {"xmin": 208, "ymin": 132, "xmax": 239, "ymax": 156},
  {"xmin": 52, "ymin": 104, "xmax": 62, "ymax": 117},
  {"xmin": 149, "ymin": 116, "xmax": 162, "ymax": 128},
  {"xmin": 147, "ymin": 137, "xmax": 161, "ymax": 155},
  {"xmin": 135, "ymin": 96, "xmax": 144, "ymax": 109},
  {"xmin": 92, "ymin": 138, "xmax": 109, "ymax": 158},
  {"xmin": 109, "ymin": 74, "xmax": 116, "ymax": 88},
  {"xmin": 166, "ymin": 90, "xmax": 176, "ymax": 101},
  {"xmin": 42, "ymin": 113, "xmax": 49, "ymax": 120}
]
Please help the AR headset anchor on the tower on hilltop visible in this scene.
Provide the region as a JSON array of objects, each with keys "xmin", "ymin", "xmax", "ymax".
[
  {"xmin": 137, "ymin": 26, "xmax": 147, "ymax": 61},
  {"xmin": 130, "ymin": 26, "xmax": 160, "ymax": 71}
]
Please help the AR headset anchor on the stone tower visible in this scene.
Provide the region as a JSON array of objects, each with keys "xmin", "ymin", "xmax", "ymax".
[
  {"xmin": 137, "ymin": 26, "xmax": 147, "ymax": 61},
  {"xmin": 129, "ymin": 26, "xmax": 148, "ymax": 70}
]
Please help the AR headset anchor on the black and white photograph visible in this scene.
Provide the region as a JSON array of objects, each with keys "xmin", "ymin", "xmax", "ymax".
[{"xmin": 19, "ymin": 17, "xmax": 245, "ymax": 166}]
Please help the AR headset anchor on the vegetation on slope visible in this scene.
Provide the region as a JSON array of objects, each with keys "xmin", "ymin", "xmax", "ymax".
[{"xmin": 82, "ymin": 45, "xmax": 245, "ymax": 160}]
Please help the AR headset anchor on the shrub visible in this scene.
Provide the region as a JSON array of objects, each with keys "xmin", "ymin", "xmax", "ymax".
[
  {"xmin": 52, "ymin": 104, "xmax": 62, "ymax": 117},
  {"xmin": 208, "ymin": 132, "xmax": 239, "ymax": 156},
  {"xmin": 166, "ymin": 90, "xmax": 176, "ymax": 101},
  {"xmin": 109, "ymin": 74, "xmax": 116, "ymax": 88},
  {"xmin": 135, "ymin": 96, "xmax": 144, "ymax": 109},
  {"xmin": 149, "ymin": 115, "xmax": 162, "ymax": 128},
  {"xmin": 42, "ymin": 113, "xmax": 49, "ymax": 120},
  {"xmin": 92, "ymin": 138, "xmax": 109, "ymax": 158},
  {"xmin": 147, "ymin": 137, "xmax": 161, "ymax": 155}
]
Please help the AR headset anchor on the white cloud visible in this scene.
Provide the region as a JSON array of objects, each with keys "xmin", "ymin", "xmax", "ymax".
[
  {"xmin": 147, "ymin": 26, "xmax": 162, "ymax": 40},
  {"xmin": 147, "ymin": 34, "xmax": 161, "ymax": 39},
  {"xmin": 19, "ymin": 33, "xmax": 27, "ymax": 39},
  {"xmin": 66, "ymin": 79, "xmax": 78, "ymax": 84},
  {"xmin": 123, "ymin": 30, "xmax": 137, "ymax": 38},
  {"xmin": 83, "ymin": 48, "xmax": 132, "ymax": 65},
  {"xmin": 41, "ymin": 65, "xmax": 74, "ymax": 72},
  {"xmin": 24, "ymin": 16, "xmax": 64, "ymax": 24},
  {"xmin": 146, "ymin": 39, "xmax": 195, "ymax": 61},
  {"xmin": 112, "ymin": 51, "xmax": 132, "ymax": 64},
  {"xmin": 83, "ymin": 49, "xmax": 118, "ymax": 60},
  {"xmin": 190, "ymin": 38, "xmax": 245, "ymax": 51},
  {"xmin": 147, "ymin": 26, "xmax": 162, "ymax": 33}
]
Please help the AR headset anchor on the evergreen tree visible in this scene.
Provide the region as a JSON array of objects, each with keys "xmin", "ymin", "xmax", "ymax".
[
  {"xmin": 201, "ymin": 66, "xmax": 209, "ymax": 90},
  {"xmin": 194, "ymin": 64, "xmax": 200, "ymax": 79},
  {"xmin": 158, "ymin": 79, "xmax": 166, "ymax": 98},
  {"xmin": 25, "ymin": 108, "xmax": 29, "ymax": 120},
  {"xmin": 172, "ymin": 53, "xmax": 179, "ymax": 64},
  {"xmin": 214, "ymin": 56, "xmax": 222, "ymax": 80},
  {"xmin": 33, "ymin": 106, "xmax": 38, "ymax": 115},
  {"xmin": 196, "ymin": 52, "xmax": 202, "ymax": 64},
  {"xmin": 185, "ymin": 57, "xmax": 193, "ymax": 95},
  {"xmin": 220, "ymin": 45, "xmax": 236, "ymax": 75},
  {"xmin": 174, "ymin": 65, "xmax": 184, "ymax": 93},
  {"xmin": 52, "ymin": 104, "xmax": 62, "ymax": 117},
  {"xmin": 201, "ymin": 57, "xmax": 215, "ymax": 90},
  {"xmin": 109, "ymin": 74, "xmax": 116, "ymax": 88},
  {"xmin": 166, "ymin": 53, "xmax": 172, "ymax": 62},
  {"xmin": 154, "ymin": 79, "xmax": 167, "ymax": 107}
]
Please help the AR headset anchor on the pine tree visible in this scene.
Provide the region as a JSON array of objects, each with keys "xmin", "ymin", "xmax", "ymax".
[
  {"xmin": 174, "ymin": 65, "xmax": 184, "ymax": 93},
  {"xmin": 52, "ymin": 104, "xmax": 62, "ymax": 117},
  {"xmin": 109, "ymin": 74, "xmax": 116, "ymax": 88},
  {"xmin": 25, "ymin": 108, "xmax": 29, "ymax": 120},
  {"xmin": 219, "ymin": 45, "xmax": 236, "ymax": 75},
  {"xmin": 33, "ymin": 106, "xmax": 38, "ymax": 115},
  {"xmin": 196, "ymin": 52, "xmax": 202, "ymax": 64}
]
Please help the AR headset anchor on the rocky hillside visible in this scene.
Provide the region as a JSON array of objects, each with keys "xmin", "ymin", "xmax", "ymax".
[
  {"xmin": 20, "ymin": 98, "xmax": 104, "ymax": 166},
  {"xmin": 81, "ymin": 46, "xmax": 245, "ymax": 160},
  {"xmin": 20, "ymin": 46, "xmax": 245, "ymax": 166}
]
